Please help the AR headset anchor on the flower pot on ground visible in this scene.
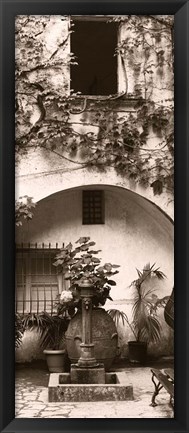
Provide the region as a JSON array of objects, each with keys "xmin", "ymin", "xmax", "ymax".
[
  {"xmin": 127, "ymin": 341, "xmax": 147, "ymax": 364},
  {"xmin": 53, "ymin": 237, "xmax": 120, "ymax": 370},
  {"xmin": 22, "ymin": 312, "xmax": 69, "ymax": 372},
  {"xmin": 43, "ymin": 349, "xmax": 66, "ymax": 373}
]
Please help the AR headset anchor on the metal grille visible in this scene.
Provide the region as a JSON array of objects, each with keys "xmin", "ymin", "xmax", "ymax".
[
  {"xmin": 15, "ymin": 243, "xmax": 64, "ymax": 315},
  {"xmin": 82, "ymin": 190, "xmax": 105, "ymax": 224}
]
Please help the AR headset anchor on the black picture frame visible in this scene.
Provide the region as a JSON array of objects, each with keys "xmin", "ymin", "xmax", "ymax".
[{"xmin": 0, "ymin": 1, "xmax": 188, "ymax": 432}]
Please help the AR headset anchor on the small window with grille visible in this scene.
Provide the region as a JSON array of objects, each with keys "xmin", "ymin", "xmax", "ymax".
[{"xmin": 82, "ymin": 190, "xmax": 105, "ymax": 225}]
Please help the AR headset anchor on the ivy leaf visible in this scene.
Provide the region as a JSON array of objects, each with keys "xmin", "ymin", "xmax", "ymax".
[
  {"xmin": 151, "ymin": 180, "xmax": 163, "ymax": 195},
  {"xmin": 16, "ymin": 221, "xmax": 22, "ymax": 226}
]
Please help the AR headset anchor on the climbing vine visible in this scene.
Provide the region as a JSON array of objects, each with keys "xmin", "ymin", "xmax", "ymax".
[
  {"xmin": 15, "ymin": 15, "xmax": 174, "ymax": 195},
  {"xmin": 15, "ymin": 196, "xmax": 36, "ymax": 226}
]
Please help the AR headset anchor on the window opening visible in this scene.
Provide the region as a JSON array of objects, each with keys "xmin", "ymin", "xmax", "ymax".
[
  {"xmin": 15, "ymin": 247, "xmax": 64, "ymax": 315},
  {"xmin": 82, "ymin": 190, "xmax": 105, "ymax": 224},
  {"xmin": 71, "ymin": 20, "xmax": 118, "ymax": 96}
]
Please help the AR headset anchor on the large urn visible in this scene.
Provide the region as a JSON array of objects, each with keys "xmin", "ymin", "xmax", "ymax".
[{"xmin": 65, "ymin": 307, "xmax": 118, "ymax": 371}]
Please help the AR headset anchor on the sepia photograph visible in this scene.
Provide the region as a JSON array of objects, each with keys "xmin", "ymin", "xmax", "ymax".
[{"xmin": 15, "ymin": 14, "xmax": 174, "ymax": 419}]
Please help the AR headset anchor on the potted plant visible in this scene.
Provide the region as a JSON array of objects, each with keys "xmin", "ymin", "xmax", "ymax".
[
  {"xmin": 22, "ymin": 312, "xmax": 69, "ymax": 372},
  {"xmin": 108, "ymin": 263, "xmax": 167, "ymax": 364},
  {"xmin": 15, "ymin": 313, "xmax": 24, "ymax": 348},
  {"xmin": 53, "ymin": 237, "xmax": 120, "ymax": 370},
  {"xmin": 128, "ymin": 263, "xmax": 167, "ymax": 363},
  {"xmin": 164, "ymin": 287, "xmax": 174, "ymax": 330}
]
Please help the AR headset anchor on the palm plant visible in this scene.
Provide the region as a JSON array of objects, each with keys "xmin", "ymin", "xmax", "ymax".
[
  {"xmin": 15, "ymin": 313, "xmax": 24, "ymax": 348},
  {"xmin": 108, "ymin": 263, "xmax": 167, "ymax": 344},
  {"xmin": 22, "ymin": 312, "xmax": 69, "ymax": 350},
  {"xmin": 129, "ymin": 263, "xmax": 166, "ymax": 343}
]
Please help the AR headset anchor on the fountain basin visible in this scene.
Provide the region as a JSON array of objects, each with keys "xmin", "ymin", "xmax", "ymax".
[{"xmin": 48, "ymin": 372, "xmax": 134, "ymax": 402}]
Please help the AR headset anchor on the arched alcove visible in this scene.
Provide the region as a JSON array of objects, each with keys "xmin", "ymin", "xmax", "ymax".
[
  {"xmin": 16, "ymin": 184, "xmax": 174, "ymax": 359},
  {"xmin": 16, "ymin": 184, "xmax": 173, "ymax": 299}
]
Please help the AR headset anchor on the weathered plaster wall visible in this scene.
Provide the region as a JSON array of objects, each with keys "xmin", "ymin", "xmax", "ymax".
[
  {"xmin": 119, "ymin": 18, "xmax": 173, "ymax": 101},
  {"xmin": 15, "ymin": 15, "xmax": 174, "ymax": 362},
  {"xmin": 15, "ymin": 14, "xmax": 174, "ymax": 219},
  {"xmin": 16, "ymin": 185, "xmax": 173, "ymax": 361},
  {"xmin": 16, "ymin": 185, "xmax": 173, "ymax": 298},
  {"xmin": 16, "ymin": 158, "xmax": 174, "ymax": 220}
]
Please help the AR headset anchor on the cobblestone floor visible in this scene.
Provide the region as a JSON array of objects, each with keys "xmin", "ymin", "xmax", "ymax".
[{"xmin": 15, "ymin": 360, "xmax": 174, "ymax": 418}]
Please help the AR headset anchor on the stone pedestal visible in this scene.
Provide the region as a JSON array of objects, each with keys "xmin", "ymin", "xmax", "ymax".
[
  {"xmin": 77, "ymin": 343, "xmax": 98, "ymax": 368},
  {"xmin": 71, "ymin": 364, "xmax": 105, "ymax": 384},
  {"xmin": 76, "ymin": 278, "xmax": 99, "ymax": 368}
]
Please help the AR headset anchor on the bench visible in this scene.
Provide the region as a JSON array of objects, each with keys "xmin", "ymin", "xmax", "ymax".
[{"xmin": 150, "ymin": 368, "xmax": 174, "ymax": 408}]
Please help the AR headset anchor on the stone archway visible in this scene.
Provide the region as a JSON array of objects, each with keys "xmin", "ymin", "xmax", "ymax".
[{"xmin": 16, "ymin": 167, "xmax": 174, "ymax": 219}]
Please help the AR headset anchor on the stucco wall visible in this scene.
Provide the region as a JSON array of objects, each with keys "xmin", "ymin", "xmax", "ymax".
[
  {"xmin": 16, "ymin": 185, "xmax": 173, "ymax": 297},
  {"xmin": 15, "ymin": 14, "xmax": 174, "ymax": 220},
  {"xmin": 16, "ymin": 160, "xmax": 174, "ymax": 220},
  {"xmin": 16, "ymin": 185, "xmax": 173, "ymax": 361},
  {"xmin": 15, "ymin": 15, "xmax": 174, "ymax": 362}
]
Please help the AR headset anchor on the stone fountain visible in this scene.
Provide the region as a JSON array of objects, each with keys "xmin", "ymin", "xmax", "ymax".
[{"xmin": 48, "ymin": 278, "xmax": 133, "ymax": 402}]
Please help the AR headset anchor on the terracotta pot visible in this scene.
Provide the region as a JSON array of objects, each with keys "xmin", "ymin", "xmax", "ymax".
[
  {"xmin": 65, "ymin": 308, "xmax": 118, "ymax": 370},
  {"xmin": 128, "ymin": 341, "xmax": 147, "ymax": 364},
  {"xmin": 43, "ymin": 349, "xmax": 66, "ymax": 372}
]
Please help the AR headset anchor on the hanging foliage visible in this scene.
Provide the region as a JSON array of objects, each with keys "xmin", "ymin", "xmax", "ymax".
[
  {"xmin": 15, "ymin": 15, "xmax": 174, "ymax": 196},
  {"xmin": 15, "ymin": 196, "xmax": 36, "ymax": 226}
]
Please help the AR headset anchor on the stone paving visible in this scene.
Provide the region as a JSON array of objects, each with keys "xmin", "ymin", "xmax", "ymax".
[{"xmin": 15, "ymin": 361, "xmax": 174, "ymax": 418}]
